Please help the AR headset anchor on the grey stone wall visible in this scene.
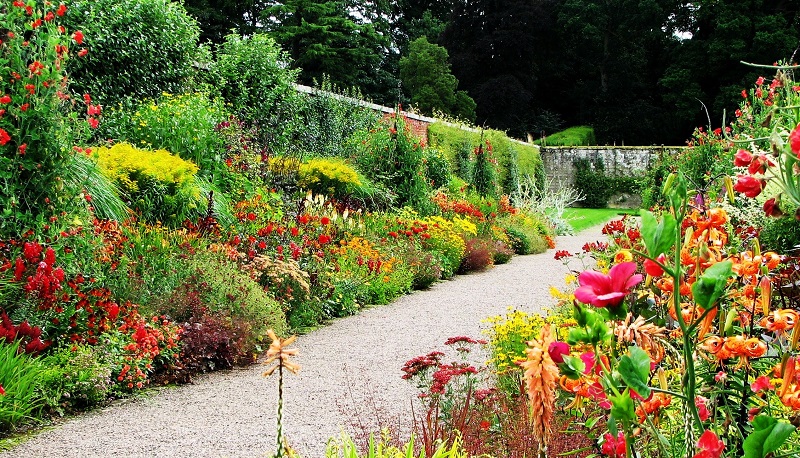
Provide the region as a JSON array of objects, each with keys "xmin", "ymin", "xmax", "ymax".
[{"xmin": 539, "ymin": 146, "xmax": 685, "ymax": 207}]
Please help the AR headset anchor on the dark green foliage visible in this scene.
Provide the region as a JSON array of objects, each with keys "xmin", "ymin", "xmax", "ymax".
[
  {"xmin": 504, "ymin": 148, "xmax": 521, "ymax": 197},
  {"xmin": 573, "ymin": 157, "xmax": 643, "ymax": 208},
  {"xmin": 454, "ymin": 139, "xmax": 473, "ymax": 182},
  {"xmin": 295, "ymin": 79, "xmax": 381, "ymax": 158},
  {"xmin": 441, "ymin": 0, "xmax": 554, "ymax": 138},
  {"xmin": 427, "ymin": 123, "xmax": 544, "ymax": 194},
  {"xmin": 64, "ymin": 0, "xmax": 202, "ymax": 107},
  {"xmin": 182, "ymin": 0, "xmax": 263, "ymax": 45},
  {"xmin": 399, "ymin": 37, "xmax": 476, "ymax": 121},
  {"xmin": 472, "ymin": 142, "xmax": 497, "ymax": 198},
  {"xmin": 212, "ymin": 33, "xmax": 304, "ymax": 156},
  {"xmin": 38, "ymin": 344, "xmax": 112, "ymax": 414},
  {"xmin": 262, "ymin": 0, "xmax": 395, "ymax": 104},
  {"xmin": 353, "ymin": 114, "xmax": 432, "ymax": 210},
  {"xmin": 758, "ymin": 217, "xmax": 800, "ymax": 254},
  {"xmin": 573, "ymin": 157, "xmax": 611, "ymax": 208},
  {"xmin": 423, "ymin": 149, "xmax": 452, "ymax": 189}
]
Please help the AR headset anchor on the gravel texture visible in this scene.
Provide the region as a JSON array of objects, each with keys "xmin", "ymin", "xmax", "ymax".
[{"xmin": 1, "ymin": 227, "xmax": 604, "ymax": 458}]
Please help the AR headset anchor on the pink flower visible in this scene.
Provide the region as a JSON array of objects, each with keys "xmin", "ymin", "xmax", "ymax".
[
  {"xmin": 601, "ymin": 432, "xmax": 626, "ymax": 457},
  {"xmin": 790, "ymin": 123, "xmax": 800, "ymax": 156},
  {"xmin": 696, "ymin": 396, "xmax": 710, "ymax": 422},
  {"xmin": 548, "ymin": 341, "xmax": 570, "ymax": 364},
  {"xmin": 733, "ymin": 175, "xmax": 766, "ymax": 198},
  {"xmin": 574, "ymin": 262, "xmax": 643, "ymax": 308},
  {"xmin": 714, "ymin": 371, "xmax": 727, "ymax": 383},
  {"xmin": 750, "ymin": 375, "xmax": 773, "ymax": 392},
  {"xmin": 693, "ymin": 430, "xmax": 724, "ymax": 458}
]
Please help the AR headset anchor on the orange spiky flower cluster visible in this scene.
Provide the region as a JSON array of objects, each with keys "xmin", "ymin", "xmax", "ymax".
[{"xmin": 521, "ymin": 324, "xmax": 558, "ymax": 458}]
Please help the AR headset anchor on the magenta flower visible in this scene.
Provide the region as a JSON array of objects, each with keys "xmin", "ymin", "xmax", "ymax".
[
  {"xmin": 574, "ymin": 262, "xmax": 643, "ymax": 308},
  {"xmin": 547, "ymin": 341, "xmax": 570, "ymax": 364}
]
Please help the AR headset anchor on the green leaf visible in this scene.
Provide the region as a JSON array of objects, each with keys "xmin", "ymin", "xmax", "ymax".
[
  {"xmin": 640, "ymin": 210, "xmax": 677, "ymax": 259},
  {"xmin": 560, "ymin": 355, "xmax": 586, "ymax": 379},
  {"xmin": 691, "ymin": 260, "xmax": 733, "ymax": 309},
  {"xmin": 618, "ymin": 346, "xmax": 652, "ymax": 399},
  {"xmin": 609, "ymin": 390, "xmax": 636, "ymax": 423},
  {"xmin": 743, "ymin": 415, "xmax": 796, "ymax": 458}
]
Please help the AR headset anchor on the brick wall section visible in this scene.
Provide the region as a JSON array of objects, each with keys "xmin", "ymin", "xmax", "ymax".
[{"xmin": 381, "ymin": 112, "xmax": 430, "ymax": 144}]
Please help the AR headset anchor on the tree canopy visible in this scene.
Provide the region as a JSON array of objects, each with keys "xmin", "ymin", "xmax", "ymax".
[
  {"xmin": 399, "ymin": 37, "xmax": 476, "ymax": 121},
  {"xmin": 182, "ymin": 0, "xmax": 800, "ymax": 145}
]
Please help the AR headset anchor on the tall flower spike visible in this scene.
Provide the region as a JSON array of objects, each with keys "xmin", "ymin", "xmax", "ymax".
[
  {"xmin": 263, "ymin": 330, "xmax": 300, "ymax": 377},
  {"xmin": 521, "ymin": 324, "xmax": 558, "ymax": 458}
]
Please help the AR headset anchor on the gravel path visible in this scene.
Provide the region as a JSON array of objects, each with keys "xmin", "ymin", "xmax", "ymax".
[{"xmin": 1, "ymin": 227, "xmax": 604, "ymax": 458}]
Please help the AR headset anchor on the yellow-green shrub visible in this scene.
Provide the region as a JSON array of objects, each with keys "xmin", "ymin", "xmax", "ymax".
[
  {"xmin": 298, "ymin": 157, "xmax": 362, "ymax": 197},
  {"xmin": 94, "ymin": 143, "xmax": 203, "ymax": 224}
]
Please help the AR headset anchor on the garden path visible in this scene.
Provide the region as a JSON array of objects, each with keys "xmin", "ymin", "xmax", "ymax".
[{"xmin": 1, "ymin": 226, "xmax": 605, "ymax": 458}]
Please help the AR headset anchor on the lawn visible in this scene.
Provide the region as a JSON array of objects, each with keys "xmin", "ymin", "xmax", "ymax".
[{"xmin": 562, "ymin": 207, "xmax": 639, "ymax": 232}]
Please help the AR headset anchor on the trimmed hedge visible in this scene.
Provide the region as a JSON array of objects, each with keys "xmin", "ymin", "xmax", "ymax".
[{"xmin": 427, "ymin": 122, "xmax": 544, "ymax": 195}]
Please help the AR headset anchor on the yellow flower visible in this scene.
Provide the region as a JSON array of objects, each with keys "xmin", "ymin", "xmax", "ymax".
[{"xmin": 613, "ymin": 249, "xmax": 633, "ymax": 264}]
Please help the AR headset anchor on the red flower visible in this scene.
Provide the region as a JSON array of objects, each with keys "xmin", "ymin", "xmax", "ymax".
[
  {"xmin": 20, "ymin": 103, "xmax": 29, "ymax": 111},
  {"xmin": 750, "ymin": 375, "xmax": 773, "ymax": 392},
  {"xmin": 574, "ymin": 262, "xmax": 643, "ymax": 308},
  {"xmin": 72, "ymin": 30, "xmax": 84, "ymax": 45},
  {"xmin": 0, "ymin": 128, "xmax": 10, "ymax": 146},
  {"xmin": 756, "ymin": 76, "xmax": 765, "ymax": 86},
  {"xmin": 18, "ymin": 144, "xmax": 27, "ymax": 155},
  {"xmin": 643, "ymin": 253, "xmax": 667, "ymax": 277},
  {"xmin": 790, "ymin": 123, "xmax": 800, "ymax": 156},
  {"xmin": 734, "ymin": 149, "xmax": 753, "ymax": 167},
  {"xmin": 693, "ymin": 430, "xmax": 724, "ymax": 458},
  {"xmin": 320, "ymin": 216, "xmax": 330, "ymax": 225},
  {"xmin": 0, "ymin": 95, "xmax": 10, "ymax": 104},
  {"xmin": 554, "ymin": 250, "xmax": 571, "ymax": 260},
  {"xmin": 388, "ymin": 231, "xmax": 398, "ymax": 238},
  {"xmin": 56, "ymin": 4, "xmax": 67, "ymax": 16},
  {"xmin": 695, "ymin": 396, "xmax": 710, "ymax": 422},
  {"xmin": 748, "ymin": 155, "xmax": 772, "ymax": 175},
  {"xmin": 763, "ymin": 197, "xmax": 783, "ymax": 217},
  {"xmin": 77, "ymin": 48, "xmax": 88, "ymax": 57},
  {"xmin": 87, "ymin": 104, "xmax": 101, "ymax": 116},
  {"xmin": 87, "ymin": 117, "xmax": 99, "ymax": 129},
  {"xmin": 733, "ymin": 175, "xmax": 766, "ymax": 198},
  {"xmin": 0, "ymin": 384, "xmax": 5, "ymax": 396},
  {"xmin": 290, "ymin": 227, "xmax": 299, "ymax": 237},
  {"xmin": 31, "ymin": 19, "xmax": 42, "ymax": 29},
  {"xmin": 601, "ymin": 432, "xmax": 626, "ymax": 457}
]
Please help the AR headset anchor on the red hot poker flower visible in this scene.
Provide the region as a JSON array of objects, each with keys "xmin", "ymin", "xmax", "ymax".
[{"xmin": 574, "ymin": 262, "xmax": 643, "ymax": 308}]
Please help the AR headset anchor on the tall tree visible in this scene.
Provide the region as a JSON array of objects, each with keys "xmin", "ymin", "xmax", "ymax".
[
  {"xmin": 262, "ymin": 0, "xmax": 396, "ymax": 104},
  {"xmin": 181, "ymin": 0, "xmax": 265, "ymax": 45},
  {"xmin": 441, "ymin": 0, "xmax": 556, "ymax": 138},
  {"xmin": 660, "ymin": 0, "xmax": 800, "ymax": 139},
  {"xmin": 399, "ymin": 37, "xmax": 476, "ymax": 121},
  {"xmin": 554, "ymin": 0, "xmax": 679, "ymax": 144}
]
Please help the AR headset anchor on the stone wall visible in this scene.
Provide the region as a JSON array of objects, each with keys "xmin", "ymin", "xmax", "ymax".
[{"xmin": 540, "ymin": 146, "xmax": 684, "ymax": 207}]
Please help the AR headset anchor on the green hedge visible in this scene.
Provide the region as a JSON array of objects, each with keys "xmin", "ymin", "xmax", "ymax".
[
  {"xmin": 534, "ymin": 126, "xmax": 596, "ymax": 146},
  {"xmin": 427, "ymin": 122, "xmax": 544, "ymax": 195}
]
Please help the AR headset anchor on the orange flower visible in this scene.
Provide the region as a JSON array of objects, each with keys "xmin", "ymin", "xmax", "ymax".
[
  {"xmin": 521, "ymin": 324, "xmax": 559, "ymax": 453},
  {"xmin": 759, "ymin": 309, "xmax": 798, "ymax": 333},
  {"xmin": 262, "ymin": 330, "xmax": 300, "ymax": 377}
]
